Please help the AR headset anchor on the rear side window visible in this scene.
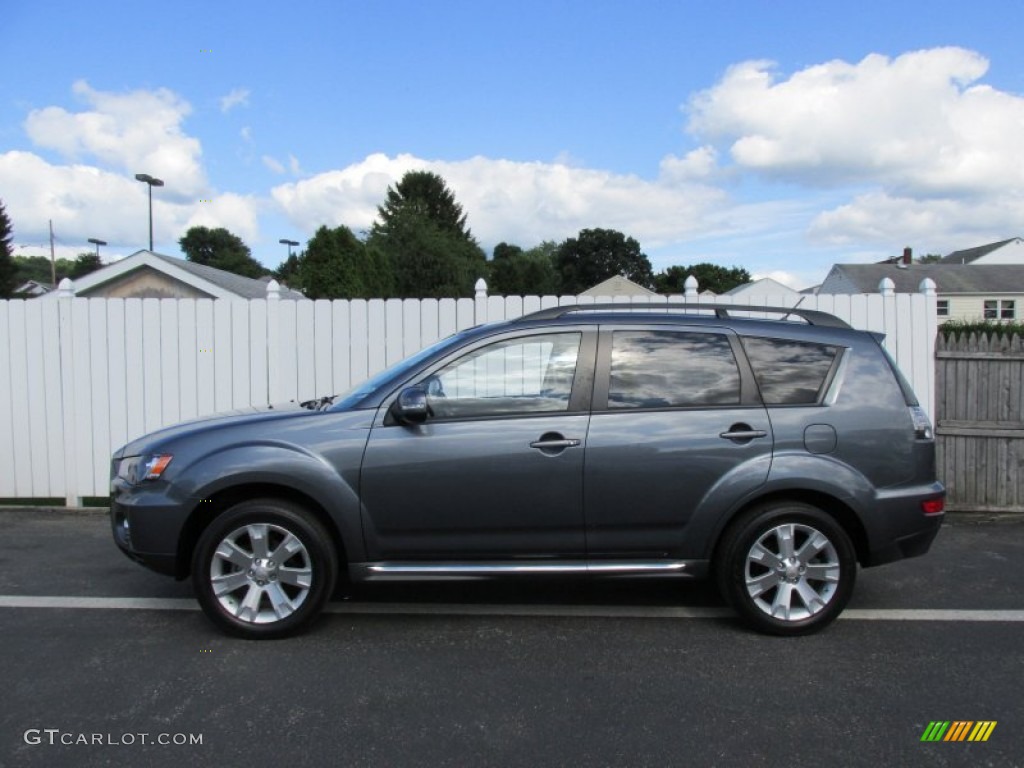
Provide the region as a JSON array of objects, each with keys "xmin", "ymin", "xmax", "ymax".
[
  {"xmin": 741, "ymin": 337, "xmax": 838, "ymax": 405},
  {"xmin": 608, "ymin": 331, "xmax": 741, "ymax": 408}
]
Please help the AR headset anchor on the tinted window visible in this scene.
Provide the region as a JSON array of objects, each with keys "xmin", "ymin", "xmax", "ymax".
[
  {"xmin": 608, "ymin": 331, "xmax": 740, "ymax": 409},
  {"xmin": 741, "ymin": 337, "xmax": 838, "ymax": 405},
  {"xmin": 427, "ymin": 333, "xmax": 581, "ymax": 418}
]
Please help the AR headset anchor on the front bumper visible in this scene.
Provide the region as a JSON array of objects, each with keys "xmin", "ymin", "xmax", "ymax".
[{"xmin": 110, "ymin": 479, "xmax": 189, "ymax": 578}]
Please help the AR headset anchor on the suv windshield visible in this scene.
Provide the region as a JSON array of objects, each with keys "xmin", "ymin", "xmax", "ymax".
[{"xmin": 329, "ymin": 330, "xmax": 473, "ymax": 410}]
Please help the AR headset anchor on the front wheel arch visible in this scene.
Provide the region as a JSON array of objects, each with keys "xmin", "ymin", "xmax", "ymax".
[
  {"xmin": 191, "ymin": 497, "xmax": 339, "ymax": 638},
  {"xmin": 176, "ymin": 483, "xmax": 348, "ymax": 581}
]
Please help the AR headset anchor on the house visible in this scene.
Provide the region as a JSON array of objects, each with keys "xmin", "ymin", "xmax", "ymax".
[
  {"xmin": 940, "ymin": 237, "xmax": 1024, "ymax": 265},
  {"xmin": 39, "ymin": 250, "xmax": 304, "ymax": 300},
  {"xmin": 723, "ymin": 277, "xmax": 802, "ymax": 303},
  {"xmin": 579, "ymin": 275, "xmax": 657, "ymax": 298},
  {"xmin": 14, "ymin": 280, "xmax": 53, "ymax": 297},
  {"xmin": 818, "ymin": 263, "xmax": 1024, "ymax": 322}
]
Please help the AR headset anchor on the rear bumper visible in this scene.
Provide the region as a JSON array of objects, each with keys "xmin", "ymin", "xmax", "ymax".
[{"xmin": 862, "ymin": 482, "xmax": 945, "ymax": 567}]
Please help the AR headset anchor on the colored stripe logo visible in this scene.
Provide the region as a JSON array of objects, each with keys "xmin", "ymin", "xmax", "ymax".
[{"xmin": 921, "ymin": 721, "xmax": 997, "ymax": 742}]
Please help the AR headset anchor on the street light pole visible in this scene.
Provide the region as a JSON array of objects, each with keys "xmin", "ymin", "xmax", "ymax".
[
  {"xmin": 279, "ymin": 238, "xmax": 299, "ymax": 259},
  {"xmin": 87, "ymin": 238, "xmax": 107, "ymax": 260},
  {"xmin": 134, "ymin": 173, "xmax": 164, "ymax": 251}
]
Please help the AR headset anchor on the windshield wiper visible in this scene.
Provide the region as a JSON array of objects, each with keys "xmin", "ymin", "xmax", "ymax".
[{"xmin": 298, "ymin": 395, "xmax": 338, "ymax": 411}]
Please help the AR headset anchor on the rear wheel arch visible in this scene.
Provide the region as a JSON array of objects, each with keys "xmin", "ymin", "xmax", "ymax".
[
  {"xmin": 714, "ymin": 498, "xmax": 858, "ymax": 635},
  {"xmin": 711, "ymin": 489, "xmax": 869, "ymax": 568}
]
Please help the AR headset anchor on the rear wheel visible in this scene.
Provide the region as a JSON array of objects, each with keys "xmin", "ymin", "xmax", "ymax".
[
  {"xmin": 192, "ymin": 499, "xmax": 338, "ymax": 639},
  {"xmin": 716, "ymin": 502, "xmax": 856, "ymax": 636}
]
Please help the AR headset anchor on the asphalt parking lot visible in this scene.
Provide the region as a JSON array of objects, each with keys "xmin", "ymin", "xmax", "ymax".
[{"xmin": 1, "ymin": 508, "xmax": 1022, "ymax": 768}]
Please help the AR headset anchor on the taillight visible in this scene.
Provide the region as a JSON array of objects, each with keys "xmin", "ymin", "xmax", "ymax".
[
  {"xmin": 909, "ymin": 406, "xmax": 933, "ymax": 440},
  {"xmin": 921, "ymin": 498, "xmax": 944, "ymax": 516}
]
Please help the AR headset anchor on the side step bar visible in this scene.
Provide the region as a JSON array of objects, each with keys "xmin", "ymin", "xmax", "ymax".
[{"xmin": 351, "ymin": 560, "xmax": 696, "ymax": 582}]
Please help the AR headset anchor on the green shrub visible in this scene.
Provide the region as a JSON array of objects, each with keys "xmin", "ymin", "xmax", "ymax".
[{"xmin": 940, "ymin": 319, "xmax": 1024, "ymax": 339}]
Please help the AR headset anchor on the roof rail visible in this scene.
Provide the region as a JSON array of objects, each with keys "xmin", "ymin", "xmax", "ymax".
[{"xmin": 516, "ymin": 302, "xmax": 851, "ymax": 329}]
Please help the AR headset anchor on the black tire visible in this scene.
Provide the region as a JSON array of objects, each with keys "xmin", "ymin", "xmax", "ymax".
[
  {"xmin": 716, "ymin": 502, "xmax": 856, "ymax": 636},
  {"xmin": 191, "ymin": 498, "xmax": 338, "ymax": 639}
]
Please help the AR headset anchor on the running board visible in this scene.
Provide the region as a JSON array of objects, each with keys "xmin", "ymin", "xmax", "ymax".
[{"xmin": 350, "ymin": 560, "xmax": 697, "ymax": 582}]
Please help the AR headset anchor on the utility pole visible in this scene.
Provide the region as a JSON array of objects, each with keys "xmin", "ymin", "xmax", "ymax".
[{"xmin": 49, "ymin": 220, "xmax": 56, "ymax": 285}]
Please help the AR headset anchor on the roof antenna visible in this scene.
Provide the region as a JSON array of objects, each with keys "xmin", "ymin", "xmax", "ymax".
[{"xmin": 780, "ymin": 295, "xmax": 806, "ymax": 322}]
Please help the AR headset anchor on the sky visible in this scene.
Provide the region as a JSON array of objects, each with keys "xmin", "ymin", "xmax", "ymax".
[{"xmin": 3, "ymin": 0, "xmax": 1024, "ymax": 290}]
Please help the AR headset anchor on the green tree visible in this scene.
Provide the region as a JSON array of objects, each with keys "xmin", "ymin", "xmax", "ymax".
[
  {"xmin": 292, "ymin": 225, "xmax": 392, "ymax": 299},
  {"xmin": 653, "ymin": 263, "xmax": 751, "ymax": 295},
  {"xmin": 369, "ymin": 171, "xmax": 486, "ymax": 298},
  {"xmin": 489, "ymin": 241, "xmax": 561, "ymax": 296},
  {"xmin": 70, "ymin": 252, "xmax": 104, "ymax": 280},
  {"xmin": 916, "ymin": 254, "xmax": 943, "ymax": 264},
  {"xmin": 272, "ymin": 253, "xmax": 301, "ymax": 287},
  {"xmin": 0, "ymin": 200, "xmax": 16, "ymax": 298},
  {"xmin": 555, "ymin": 228, "xmax": 653, "ymax": 294},
  {"xmin": 376, "ymin": 170, "xmax": 473, "ymax": 241},
  {"xmin": 178, "ymin": 226, "xmax": 267, "ymax": 279}
]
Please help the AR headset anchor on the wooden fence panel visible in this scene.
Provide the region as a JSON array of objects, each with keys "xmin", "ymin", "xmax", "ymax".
[{"xmin": 936, "ymin": 332, "xmax": 1024, "ymax": 512}]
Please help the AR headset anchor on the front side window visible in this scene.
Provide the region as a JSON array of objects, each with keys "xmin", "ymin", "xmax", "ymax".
[
  {"xmin": 741, "ymin": 336, "xmax": 839, "ymax": 405},
  {"xmin": 607, "ymin": 331, "xmax": 740, "ymax": 409},
  {"xmin": 426, "ymin": 333, "xmax": 581, "ymax": 419}
]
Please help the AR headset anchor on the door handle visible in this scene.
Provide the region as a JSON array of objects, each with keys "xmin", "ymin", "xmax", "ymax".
[
  {"xmin": 530, "ymin": 431, "xmax": 581, "ymax": 454},
  {"xmin": 530, "ymin": 438, "xmax": 581, "ymax": 450},
  {"xmin": 719, "ymin": 424, "xmax": 768, "ymax": 442}
]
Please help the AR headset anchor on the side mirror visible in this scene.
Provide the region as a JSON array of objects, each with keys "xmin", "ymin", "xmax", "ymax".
[{"xmin": 392, "ymin": 387, "xmax": 429, "ymax": 425}]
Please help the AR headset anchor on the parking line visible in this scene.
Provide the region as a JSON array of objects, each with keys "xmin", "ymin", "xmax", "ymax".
[{"xmin": 1, "ymin": 595, "xmax": 1023, "ymax": 622}]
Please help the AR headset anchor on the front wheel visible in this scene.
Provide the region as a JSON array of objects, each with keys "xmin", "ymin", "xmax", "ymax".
[
  {"xmin": 716, "ymin": 503, "xmax": 856, "ymax": 636},
  {"xmin": 192, "ymin": 499, "xmax": 338, "ymax": 639}
]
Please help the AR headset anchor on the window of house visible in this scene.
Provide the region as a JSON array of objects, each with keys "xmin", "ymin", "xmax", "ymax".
[
  {"xmin": 984, "ymin": 300, "xmax": 1016, "ymax": 320},
  {"xmin": 607, "ymin": 331, "xmax": 740, "ymax": 409},
  {"xmin": 740, "ymin": 337, "xmax": 839, "ymax": 405},
  {"xmin": 936, "ymin": 299, "xmax": 949, "ymax": 317}
]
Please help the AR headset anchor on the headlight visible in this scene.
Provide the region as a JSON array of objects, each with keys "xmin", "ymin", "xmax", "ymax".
[
  {"xmin": 142, "ymin": 454, "xmax": 174, "ymax": 480},
  {"xmin": 116, "ymin": 454, "xmax": 172, "ymax": 483}
]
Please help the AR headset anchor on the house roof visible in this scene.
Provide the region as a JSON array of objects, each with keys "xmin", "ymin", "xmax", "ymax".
[
  {"xmin": 724, "ymin": 277, "xmax": 800, "ymax": 297},
  {"xmin": 42, "ymin": 250, "xmax": 303, "ymax": 300},
  {"xmin": 15, "ymin": 280, "xmax": 53, "ymax": 296},
  {"xmin": 819, "ymin": 264, "xmax": 1024, "ymax": 294},
  {"xmin": 941, "ymin": 238, "xmax": 1021, "ymax": 264},
  {"xmin": 579, "ymin": 275, "xmax": 656, "ymax": 297}
]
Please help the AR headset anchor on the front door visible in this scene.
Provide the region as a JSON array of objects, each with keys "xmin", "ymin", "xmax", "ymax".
[{"xmin": 360, "ymin": 330, "xmax": 595, "ymax": 561}]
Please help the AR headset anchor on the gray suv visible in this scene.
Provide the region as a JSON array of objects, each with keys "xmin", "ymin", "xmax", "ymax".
[{"xmin": 110, "ymin": 304, "xmax": 944, "ymax": 638}]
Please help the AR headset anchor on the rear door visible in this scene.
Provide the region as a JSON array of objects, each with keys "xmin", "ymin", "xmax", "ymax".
[{"xmin": 583, "ymin": 325, "xmax": 773, "ymax": 558}]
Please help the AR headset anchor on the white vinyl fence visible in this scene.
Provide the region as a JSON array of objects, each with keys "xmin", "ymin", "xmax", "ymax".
[{"xmin": 0, "ymin": 280, "xmax": 937, "ymax": 503}]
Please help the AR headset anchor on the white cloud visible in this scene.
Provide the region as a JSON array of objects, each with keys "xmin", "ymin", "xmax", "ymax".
[
  {"xmin": 809, "ymin": 191, "xmax": 1024, "ymax": 252},
  {"xmin": 687, "ymin": 48, "xmax": 1024, "ymax": 195},
  {"xmin": 262, "ymin": 155, "xmax": 286, "ymax": 174},
  {"xmin": 185, "ymin": 192, "xmax": 262, "ymax": 243},
  {"xmin": 271, "ymin": 152, "xmax": 727, "ymax": 250},
  {"xmin": 686, "ymin": 47, "xmax": 1024, "ymax": 249},
  {"xmin": 0, "ymin": 150, "xmax": 260, "ymax": 252},
  {"xmin": 220, "ymin": 87, "xmax": 250, "ymax": 113},
  {"xmin": 23, "ymin": 80, "xmax": 206, "ymax": 200}
]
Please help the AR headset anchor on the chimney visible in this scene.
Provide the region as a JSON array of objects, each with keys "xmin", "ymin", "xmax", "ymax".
[{"xmin": 902, "ymin": 247, "xmax": 912, "ymax": 265}]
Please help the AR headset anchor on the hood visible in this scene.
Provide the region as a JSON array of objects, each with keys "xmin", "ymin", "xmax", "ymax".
[{"xmin": 113, "ymin": 399, "xmax": 332, "ymax": 458}]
